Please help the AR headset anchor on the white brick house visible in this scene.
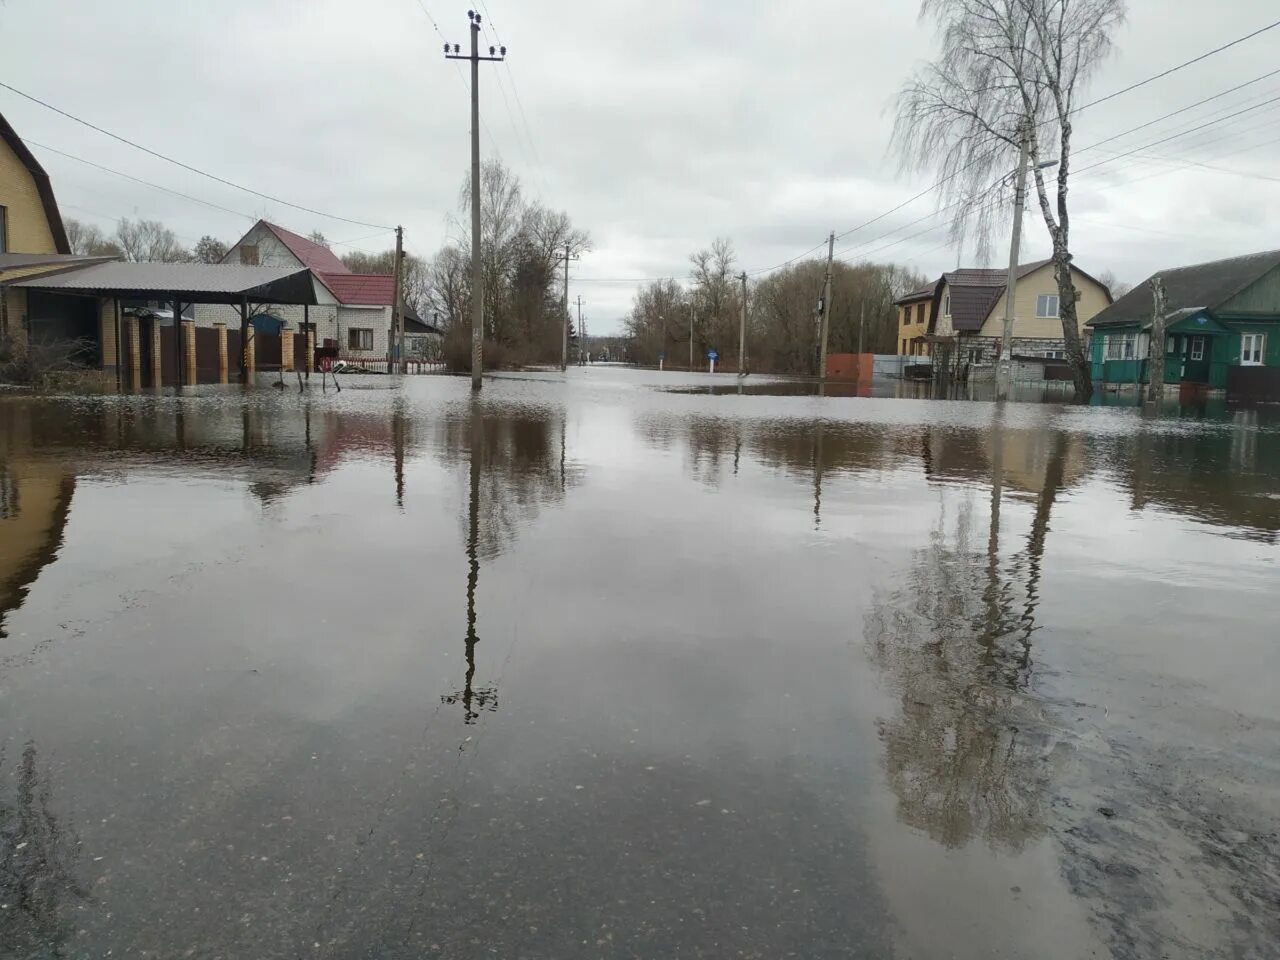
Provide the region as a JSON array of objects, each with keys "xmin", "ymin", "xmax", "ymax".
[{"xmin": 195, "ymin": 221, "xmax": 396, "ymax": 360}]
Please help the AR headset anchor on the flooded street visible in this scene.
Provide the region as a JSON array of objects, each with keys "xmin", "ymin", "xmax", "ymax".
[{"xmin": 1, "ymin": 367, "xmax": 1277, "ymax": 959}]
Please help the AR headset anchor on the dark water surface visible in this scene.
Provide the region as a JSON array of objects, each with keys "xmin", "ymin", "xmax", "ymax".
[{"xmin": 1, "ymin": 367, "xmax": 1277, "ymax": 959}]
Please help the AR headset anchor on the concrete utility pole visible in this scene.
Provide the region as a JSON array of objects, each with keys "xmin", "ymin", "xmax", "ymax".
[
  {"xmin": 999, "ymin": 118, "xmax": 1031, "ymax": 400},
  {"xmin": 688, "ymin": 301, "xmax": 695, "ymax": 372},
  {"xmin": 858, "ymin": 297, "xmax": 865, "ymax": 359},
  {"xmin": 818, "ymin": 231, "xmax": 835, "ymax": 379},
  {"xmin": 391, "ymin": 225, "xmax": 404, "ymax": 374},
  {"xmin": 737, "ymin": 271, "xmax": 748, "ymax": 377},
  {"xmin": 446, "ymin": 12, "xmax": 506, "ymax": 390},
  {"xmin": 576, "ymin": 295, "xmax": 584, "ymax": 364},
  {"xmin": 1147, "ymin": 276, "xmax": 1167, "ymax": 402},
  {"xmin": 556, "ymin": 243, "xmax": 578, "ymax": 372}
]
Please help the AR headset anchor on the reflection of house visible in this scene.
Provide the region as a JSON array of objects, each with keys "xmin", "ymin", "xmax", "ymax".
[
  {"xmin": 1087, "ymin": 250, "xmax": 1280, "ymax": 392},
  {"xmin": 200, "ymin": 221, "xmax": 403, "ymax": 361},
  {"xmin": 895, "ymin": 260, "xmax": 1112, "ymax": 359},
  {"xmin": 0, "ymin": 459, "xmax": 74, "ymax": 635}
]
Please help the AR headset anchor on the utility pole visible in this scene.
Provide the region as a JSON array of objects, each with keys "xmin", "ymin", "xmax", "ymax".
[
  {"xmin": 737, "ymin": 272, "xmax": 748, "ymax": 377},
  {"xmin": 556, "ymin": 244, "xmax": 578, "ymax": 372},
  {"xmin": 1147, "ymin": 276, "xmax": 1167, "ymax": 402},
  {"xmin": 688, "ymin": 301, "xmax": 695, "ymax": 372},
  {"xmin": 858, "ymin": 298, "xmax": 865, "ymax": 358},
  {"xmin": 576, "ymin": 295, "xmax": 584, "ymax": 365},
  {"xmin": 446, "ymin": 12, "xmax": 506, "ymax": 390},
  {"xmin": 391, "ymin": 225, "xmax": 404, "ymax": 374},
  {"xmin": 999, "ymin": 118, "xmax": 1031, "ymax": 400},
  {"xmin": 818, "ymin": 231, "xmax": 835, "ymax": 379}
]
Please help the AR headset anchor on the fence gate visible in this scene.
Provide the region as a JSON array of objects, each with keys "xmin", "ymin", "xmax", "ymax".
[{"xmin": 255, "ymin": 331, "xmax": 283, "ymax": 371}]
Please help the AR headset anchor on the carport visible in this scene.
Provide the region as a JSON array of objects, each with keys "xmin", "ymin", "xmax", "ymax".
[{"xmin": 13, "ymin": 262, "xmax": 318, "ymax": 388}]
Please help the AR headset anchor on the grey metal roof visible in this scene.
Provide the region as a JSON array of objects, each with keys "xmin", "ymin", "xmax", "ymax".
[
  {"xmin": 13, "ymin": 261, "xmax": 318, "ymax": 305},
  {"xmin": 1088, "ymin": 250, "xmax": 1280, "ymax": 328},
  {"xmin": 0, "ymin": 253, "xmax": 117, "ymax": 271}
]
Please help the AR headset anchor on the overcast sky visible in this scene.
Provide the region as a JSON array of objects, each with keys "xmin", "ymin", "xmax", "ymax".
[{"xmin": 4, "ymin": 0, "xmax": 1280, "ymax": 332}]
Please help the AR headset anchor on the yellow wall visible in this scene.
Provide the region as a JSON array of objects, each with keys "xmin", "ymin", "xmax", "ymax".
[
  {"xmin": 896, "ymin": 298, "xmax": 932, "ymax": 355},
  {"xmin": 976, "ymin": 264, "xmax": 1110, "ymax": 338},
  {"xmin": 0, "ymin": 137, "xmax": 58, "ymax": 254}
]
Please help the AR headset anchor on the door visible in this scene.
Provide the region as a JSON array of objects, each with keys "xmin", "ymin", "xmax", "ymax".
[{"xmin": 1182, "ymin": 334, "xmax": 1211, "ymax": 383}]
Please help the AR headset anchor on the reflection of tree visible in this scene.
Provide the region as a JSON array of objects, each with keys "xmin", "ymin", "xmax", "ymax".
[
  {"xmin": 867, "ymin": 430, "xmax": 1070, "ymax": 850},
  {"xmin": 0, "ymin": 742, "xmax": 86, "ymax": 954}
]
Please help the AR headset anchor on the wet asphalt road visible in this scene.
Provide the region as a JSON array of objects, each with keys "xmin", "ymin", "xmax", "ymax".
[{"xmin": 0, "ymin": 367, "xmax": 1277, "ymax": 958}]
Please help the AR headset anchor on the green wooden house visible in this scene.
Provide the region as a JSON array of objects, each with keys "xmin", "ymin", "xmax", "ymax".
[{"xmin": 1087, "ymin": 249, "xmax": 1280, "ymax": 391}]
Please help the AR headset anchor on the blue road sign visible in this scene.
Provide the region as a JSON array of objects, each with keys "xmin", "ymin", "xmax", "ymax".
[{"xmin": 707, "ymin": 350, "xmax": 719, "ymax": 361}]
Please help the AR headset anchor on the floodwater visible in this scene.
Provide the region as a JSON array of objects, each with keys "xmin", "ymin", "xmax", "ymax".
[{"xmin": 1, "ymin": 367, "xmax": 1277, "ymax": 959}]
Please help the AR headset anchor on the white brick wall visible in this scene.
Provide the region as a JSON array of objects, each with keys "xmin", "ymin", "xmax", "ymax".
[{"xmin": 337, "ymin": 306, "xmax": 391, "ymax": 357}]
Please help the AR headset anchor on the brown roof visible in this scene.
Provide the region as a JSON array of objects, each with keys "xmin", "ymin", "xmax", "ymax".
[
  {"xmin": 260, "ymin": 222, "xmax": 351, "ymax": 275},
  {"xmin": 0, "ymin": 111, "xmax": 70, "ymax": 255},
  {"xmin": 894, "ymin": 282, "xmax": 937, "ymax": 305},
  {"xmin": 942, "ymin": 259, "xmax": 1058, "ymax": 332}
]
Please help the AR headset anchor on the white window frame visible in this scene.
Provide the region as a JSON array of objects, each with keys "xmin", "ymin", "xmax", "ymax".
[
  {"xmin": 1035, "ymin": 294, "xmax": 1060, "ymax": 318},
  {"xmin": 1240, "ymin": 332, "xmax": 1265, "ymax": 366},
  {"xmin": 1189, "ymin": 336, "xmax": 1205, "ymax": 361},
  {"xmin": 347, "ymin": 327, "xmax": 374, "ymax": 351},
  {"xmin": 1104, "ymin": 333, "xmax": 1137, "ymax": 361}
]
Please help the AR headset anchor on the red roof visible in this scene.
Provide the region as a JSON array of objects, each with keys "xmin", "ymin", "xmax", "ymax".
[
  {"xmin": 260, "ymin": 222, "xmax": 351, "ymax": 275},
  {"xmin": 319, "ymin": 272, "xmax": 395, "ymax": 306}
]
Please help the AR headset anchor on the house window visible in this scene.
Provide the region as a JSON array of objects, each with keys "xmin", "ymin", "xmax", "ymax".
[
  {"xmin": 1035, "ymin": 294, "xmax": 1060, "ymax": 318},
  {"xmin": 0, "ymin": 205, "xmax": 7, "ymax": 253},
  {"xmin": 1189, "ymin": 336, "xmax": 1205, "ymax": 361},
  {"xmin": 916, "ymin": 303, "xmax": 926, "ymax": 324},
  {"xmin": 348, "ymin": 328, "xmax": 374, "ymax": 351},
  {"xmin": 1241, "ymin": 333, "xmax": 1265, "ymax": 366},
  {"xmin": 239, "ymin": 244, "xmax": 259, "ymax": 265},
  {"xmin": 1104, "ymin": 333, "xmax": 1137, "ymax": 360},
  {"xmin": 943, "ymin": 293, "xmax": 951, "ymax": 317}
]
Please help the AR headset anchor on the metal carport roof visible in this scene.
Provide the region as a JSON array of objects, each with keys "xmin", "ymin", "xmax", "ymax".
[{"xmin": 12, "ymin": 262, "xmax": 318, "ymax": 305}]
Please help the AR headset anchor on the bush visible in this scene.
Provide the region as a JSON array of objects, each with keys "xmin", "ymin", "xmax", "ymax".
[
  {"xmin": 442, "ymin": 330, "xmax": 511, "ymax": 373},
  {"xmin": 0, "ymin": 335, "xmax": 98, "ymax": 389}
]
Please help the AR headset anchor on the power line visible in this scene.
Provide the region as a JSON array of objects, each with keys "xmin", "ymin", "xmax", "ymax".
[
  {"xmin": 0, "ymin": 80, "xmax": 394, "ymax": 230},
  {"xmin": 30, "ymin": 138, "xmax": 393, "ymax": 252},
  {"xmin": 748, "ymin": 18, "xmax": 1280, "ymax": 272}
]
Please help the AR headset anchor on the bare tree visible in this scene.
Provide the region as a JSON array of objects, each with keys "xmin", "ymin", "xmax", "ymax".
[
  {"xmin": 63, "ymin": 218, "xmax": 123, "ymax": 258},
  {"xmin": 1097, "ymin": 268, "xmax": 1131, "ymax": 299},
  {"xmin": 114, "ymin": 218, "xmax": 189, "ymax": 262},
  {"xmin": 307, "ymin": 230, "xmax": 331, "ymax": 249},
  {"xmin": 893, "ymin": 0, "xmax": 1126, "ymax": 399}
]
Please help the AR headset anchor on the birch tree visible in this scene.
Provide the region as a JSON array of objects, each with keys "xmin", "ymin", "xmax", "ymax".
[{"xmin": 893, "ymin": 0, "xmax": 1125, "ymax": 399}]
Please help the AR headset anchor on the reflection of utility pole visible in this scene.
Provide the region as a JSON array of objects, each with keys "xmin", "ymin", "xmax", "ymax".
[
  {"xmin": 392, "ymin": 398, "xmax": 406, "ymax": 510},
  {"xmin": 812, "ymin": 420, "xmax": 824, "ymax": 529},
  {"xmin": 442, "ymin": 404, "xmax": 498, "ymax": 724},
  {"xmin": 445, "ymin": 12, "xmax": 506, "ymax": 390}
]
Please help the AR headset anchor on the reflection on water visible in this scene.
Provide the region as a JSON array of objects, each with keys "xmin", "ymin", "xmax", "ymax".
[
  {"xmin": 866, "ymin": 425, "xmax": 1071, "ymax": 850},
  {"xmin": 0, "ymin": 375, "xmax": 1276, "ymax": 958}
]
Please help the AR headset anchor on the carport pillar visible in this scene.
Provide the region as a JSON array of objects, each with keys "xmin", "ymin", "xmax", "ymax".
[
  {"xmin": 238, "ymin": 296, "xmax": 252, "ymax": 385},
  {"xmin": 214, "ymin": 323, "xmax": 228, "ymax": 383},
  {"xmin": 150, "ymin": 316, "xmax": 162, "ymax": 388},
  {"xmin": 304, "ymin": 304, "xmax": 313, "ymax": 378},
  {"xmin": 125, "ymin": 314, "xmax": 141, "ymax": 390},
  {"xmin": 281, "ymin": 327, "xmax": 295, "ymax": 372},
  {"xmin": 183, "ymin": 317, "xmax": 197, "ymax": 387},
  {"xmin": 171, "ymin": 295, "xmax": 184, "ymax": 390}
]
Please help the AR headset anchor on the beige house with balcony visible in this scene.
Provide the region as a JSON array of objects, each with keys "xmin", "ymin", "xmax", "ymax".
[{"xmin": 896, "ymin": 259, "xmax": 1112, "ymax": 359}]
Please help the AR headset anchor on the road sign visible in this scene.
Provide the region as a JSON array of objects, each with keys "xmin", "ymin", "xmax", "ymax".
[{"xmin": 707, "ymin": 350, "xmax": 719, "ymax": 361}]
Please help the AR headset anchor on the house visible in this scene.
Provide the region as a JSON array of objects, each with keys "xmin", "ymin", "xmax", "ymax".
[
  {"xmin": 199, "ymin": 221, "xmax": 400, "ymax": 361},
  {"xmin": 895, "ymin": 283, "xmax": 935, "ymax": 356},
  {"xmin": 895, "ymin": 260, "xmax": 1112, "ymax": 362},
  {"xmin": 0, "ymin": 110, "xmax": 121, "ymax": 349},
  {"xmin": 1087, "ymin": 250, "xmax": 1280, "ymax": 393}
]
